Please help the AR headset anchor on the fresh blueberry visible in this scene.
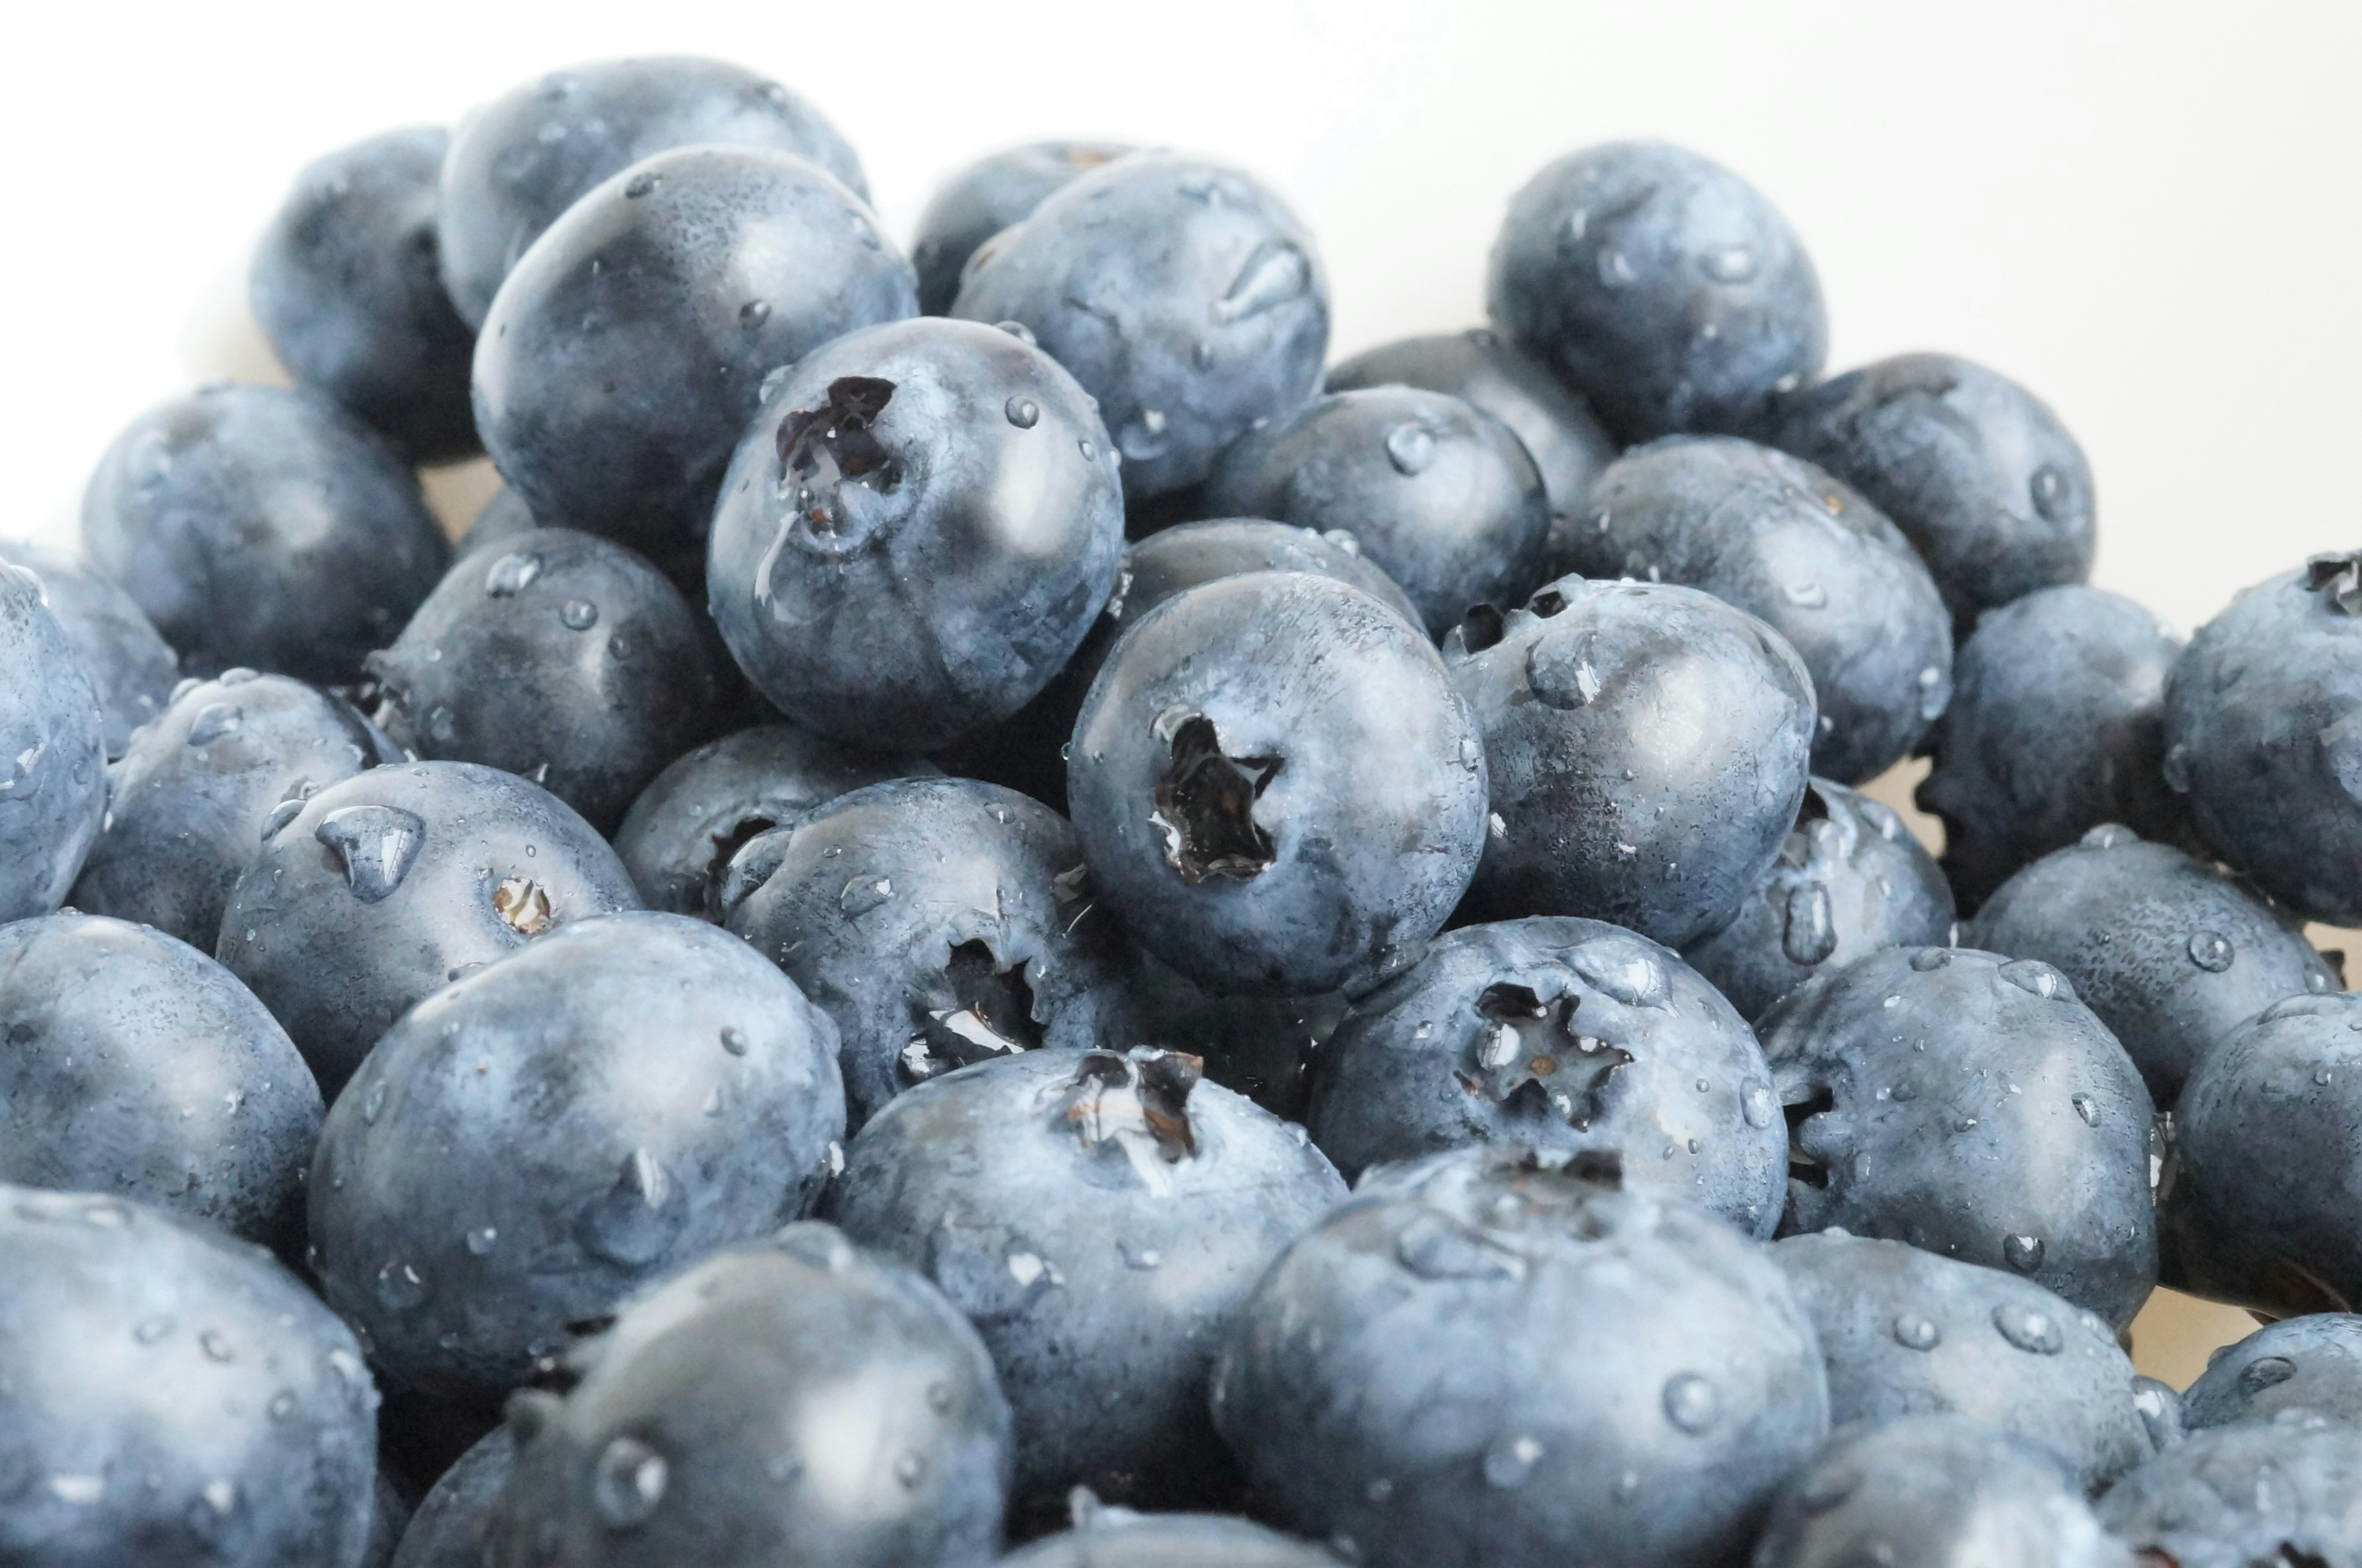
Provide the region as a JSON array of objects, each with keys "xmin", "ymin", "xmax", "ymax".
[
  {"xmin": 912, "ymin": 141, "xmax": 1136, "ymax": 316},
  {"xmin": 0, "ymin": 539, "xmax": 177, "ymax": 759},
  {"xmin": 216, "ymin": 760, "xmax": 639, "ymax": 1100},
  {"xmin": 389, "ymin": 1428, "xmax": 513, "ymax": 1568},
  {"xmin": 2133, "ymin": 1377, "xmax": 2187, "ymax": 1454},
  {"xmin": 706, "ymin": 317, "xmax": 1122, "ymax": 750},
  {"xmin": 0, "ymin": 561, "xmax": 106, "ymax": 920},
  {"xmin": 951, "ymin": 150, "xmax": 1329, "ymax": 500},
  {"xmin": 995, "ymin": 1499, "xmax": 1338, "ymax": 1567},
  {"xmin": 1917, "ymin": 584, "xmax": 2185, "ymax": 910},
  {"xmin": 1770, "ymin": 352, "xmax": 2095, "ymax": 629},
  {"xmin": 1118, "ymin": 948, "xmax": 1346, "ymax": 1122},
  {"xmin": 1067, "ymin": 571, "xmax": 1488, "ymax": 995},
  {"xmin": 455, "ymin": 487, "xmax": 538, "ymax": 560},
  {"xmin": 1683, "ymin": 779, "xmax": 1955, "ymax": 1022},
  {"xmin": 0, "ymin": 1187, "xmax": 380, "ymax": 1568},
  {"xmin": 250, "ymin": 126, "xmax": 477, "ymax": 461},
  {"xmin": 2181, "ymin": 1315, "xmax": 2362, "ymax": 1430},
  {"xmin": 1197, "ymin": 386, "xmax": 1551, "ymax": 637},
  {"xmin": 1305, "ymin": 916, "xmax": 1785, "ymax": 1234},
  {"xmin": 1447, "ymin": 575, "xmax": 1815, "ymax": 947},
  {"xmin": 1486, "ymin": 140, "xmax": 1824, "ymax": 443},
  {"xmin": 1762, "ymin": 947, "xmax": 2158, "ymax": 1327},
  {"xmin": 437, "ymin": 56, "xmax": 867, "ymax": 330},
  {"xmin": 474, "ymin": 145, "xmax": 915, "ymax": 584},
  {"xmin": 2098, "ymin": 1414, "xmax": 2362, "ymax": 1568},
  {"xmin": 1211, "ymin": 1145, "xmax": 1829, "ymax": 1568},
  {"xmin": 79, "ymin": 384, "xmax": 451, "ymax": 683},
  {"xmin": 1562, "ymin": 436, "xmax": 1952, "ymax": 782}
]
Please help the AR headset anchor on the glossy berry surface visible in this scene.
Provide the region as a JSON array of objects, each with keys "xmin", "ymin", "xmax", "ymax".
[
  {"xmin": 0, "ymin": 538, "xmax": 177, "ymax": 759},
  {"xmin": 912, "ymin": 140, "xmax": 1135, "ymax": 316},
  {"xmin": 0, "ymin": 562, "xmax": 106, "ymax": 922}
]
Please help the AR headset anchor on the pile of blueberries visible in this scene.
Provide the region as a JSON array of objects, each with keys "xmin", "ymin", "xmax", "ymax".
[{"xmin": 12, "ymin": 50, "xmax": 2362, "ymax": 1568}]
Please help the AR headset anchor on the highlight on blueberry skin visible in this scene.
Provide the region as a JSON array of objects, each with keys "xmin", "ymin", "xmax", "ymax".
[
  {"xmin": 911, "ymin": 140, "xmax": 1137, "ymax": 316},
  {"xmin": 0, "ymin": 538, "xmax": 177, "ymax": 760},
  {"xmin": 995, "ymin": 1498, "xmax": 1341, "ymax": 1567},
  {"xmin": 2097, "ymin": 1414, "xmax": 2362, "ymax": 1568},
  {"xmin": 0, "ymin": 560, "xmax": 106, "ymax": 922}
]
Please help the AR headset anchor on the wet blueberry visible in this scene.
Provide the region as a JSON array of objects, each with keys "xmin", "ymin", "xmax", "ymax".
[
  {"xmin": 2098, "ymin": 1415, "xmax": 2362, "ymax": 1568},
  {"xmin": 996, "ymin": 1502, "xmax": 1338, "ymax": 1567},
  {"xmin": 2181, "ymin": 1315, "xmax": 2362, "ymax": 1431},
  {"xmin": 0, "ymin": 560, "xmax": 106, "ymax": 921},
  {"xmin": 911, "ymin": 140, "xmax": 1136, "ymax": 316},
  {"xmin": 0, "ymin": 539, "xmax": 177, "ymax": 760}
]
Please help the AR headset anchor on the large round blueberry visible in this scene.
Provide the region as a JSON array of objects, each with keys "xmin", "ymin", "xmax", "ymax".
[
  {"xmin": 474, "ymin": 145, "xmax": 915, "ymax": 581},
  {"xmin": 2181, "ymin": 1315, "xmax": 2362, "ymax": 1431},
  {"xmin": 1212, "ymin": 1145, "xmax": 1829, "ymax": 1568},
  {"xmin": 1762, "ymin": 946, "xmax": 2158, "ymax": 1327},
  {"xmin": 79, "ymin": 384, "xmax": 450, "ymax": 683},
  {"xmin": 0, "ymin": 1187, "xmax": 379, "ymax": 1568},
  {"xmin": 1306, "ymin": 917, "xmax": 1784, "ymax": 1233},
  {"xmin": 216, "ymin": 761, "xmax": 640, "ymax": 1100},
  {"xmin": 1447, "ymin": 575, "xmax": 1815, "ymax": 947},
  {"xmin": 912, "ymin": 140, "xmax": 1135, "ymax": 316},
  {"xmin": 483, "ymin": 1225, "xmax": 1011, "ymax": 1568},
  {"xmin": 1198, "ymin": 387, "xmax": 1551, "ymax": 637},
  {"xmin": 996, "ymin": 1506, "xmax": 1337, "ymax": 1567},
  {"xmin": 438, "ymin": 56, "xmax": 866, "ymax": 330},
  {"xmin": 1485, "ymin": 140, "xmax": 1824, "ymax": 443},
  {"xmin": 1918, "ymin": 584, "xmax": 2184, "ymax": 910},
  {"xmin": 2098, "ymin": 1416, "xmax": 2362, "ymax": 1568},
  {"xmin": 1770, "ymin": 352, "xmax": 2095, "ymax": 629},
  {"xmin": 1564, "ymin": 436, "xmax": 1952, "ymax": 781},
  {"xmin": 390, "ymin": 1428, "xmax": 513, "ymax": 1568},
  {"xmin": 0, "ymin": 539, "xmax": 175, "ymax": 759},
  {"xmin": 951, "ymin": 151, "xmax": 1329, "ymax": 499},
  {"xmin": 1068, "ymin": 571, "xmax": 1488, "ymax": 996},
  {"xmin": 0, "ymin": 562, "xmax": 106, "ymax": 920},
  {"xmin": 706, "ymin": 317, "xmax": 1122, "ymax": 750},
  {"xmin": 250, "ymin": 126, "xmax": 477, "ymax": 461},
  {"xmin": 828, "ymin": 1046, "xmax": 1343, "ymax": 1519}
]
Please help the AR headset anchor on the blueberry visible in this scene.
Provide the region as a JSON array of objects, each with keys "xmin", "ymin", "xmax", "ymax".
[
  {"xmin": 997, "ymin": 1500, "xmax": 1337, "ymax": 1567},
  {"xmin": 250, "ymin": 126, "xmax": 477, "ymax": 462},
  {"xmin": 1118, "ymin": 947, "xmax": 1346, "ymax": 1121},
  {"xmin": 2098, "ymin": 1414, "xmax": 2362, "ymax": 1568},
  {"xmin": 1198, "ymin": 387, "xmax": 1551, "ymax": 637},
  {"xmin": 0, "ymin": 539, "xmax": 176, "ymax": 759},
  {"xmin": 80, "ymin": 385, "xmax": 451, "ymax": 683},
  {"xmin": 1917, "ymin": 584, "xmax": 2185, "ymax": 910},
  {"xmin": 1068, "ymin": 571, "xmax": 1488, "ymax": 995},
  {"xmin": 1447, "ymin": 575, "xmax": 1815, "ymax": 947},
  {"xmin": 1563, "ymin": 436, "xmax": 1952, "ymax": 781},
  {"xmin": 1212, "ymin": 1145, "xmax": 1829, "ymax": 1568},
  {"xmin": 1762, "ymin": 947, "xmax": 2158, "ymax": 1327},
  {"xmin": 1967, "ymin": 828, "xmax": 2336, "ymax": 1103},
  {"xmin": 1306, "ymin": 916, "xmax": 1785, "ymax": 1234},
  {"xmin": 827, "ymin": 1046, "xmax": 1343, "ymax": 1519},
  {"xmin": 723, "ymin": 776, "xmax": 1134, "ymax": 1130},
  {"xmin": 912, "ymin": 141, "xmax": 1136, "ymax": 316},
  {"xmin": 1683, "ymin": 779, "xmax": 1955, "ymax": 1022},
  {"xmin": 455, "ymin": 487, "xmax": 538, "ymax": 560},
  {"xmin": 706, "ymin": 317, "xmax": 1122, "ymax": 750},
  {"xmin": 2182, "ymin": 1315, "xmax": 2362, "ymax": 1430},
  {"xmin": 474, "ymin": 145, "xmax": 915, "ymax": 584},
  {"xmin": 1772, "ymin": 1230, "xmax": 2151, "ymax": 1490},
  {"xmin": 363, "ymin": 1471, "xmax": 412, "ymax": 1568},
  {"xmin": 951, "ymin": 151, "xmax": 1329, "ymax": 499},
  {"xmin": 1770, "ymin": 352, "xmax": 2095, "ymax": 629},
  {"xmin": 0, "ymin": 1187, "xmax": 379, "ymax": 1568},
  {"xmin": 1485, "ymin": 140, "xmax": 1824, "ymax": 443},
  {"xmin": 2133, "ymin": 1377, "xmax": 2187, "ymax": 1454},
  {"xmin": 483, "ymin": 1225, "xmax": 1011, "ymax": 1567},
  {"xmin": 216, "ymin": 760, "xmax": 639, "ymax": 1100},
  {"xmin": 437, "ymin": 56, "xmax": 867, "ymax": 330},
  {"xmin": 68, "ymin": 670, "xmax": 397, "ymax": 949},
  {"xmin": 0, "ymin": 562, "xmax": 106, "ymax": 920},
  {"xmin": 390, "ymin": 1428, "xmax": 512, "ymax": 1568}
]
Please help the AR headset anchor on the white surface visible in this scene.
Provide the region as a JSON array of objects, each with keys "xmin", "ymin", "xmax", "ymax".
[{"xmin": 5, "ymin": 1, "xmax": 2356, "ymax": 630}]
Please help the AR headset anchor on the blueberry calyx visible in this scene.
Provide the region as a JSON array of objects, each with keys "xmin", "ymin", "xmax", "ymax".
[
  {"xmin": 2304, "ymin": 551, "xmax": 2362, "ymax": 615},
  {"xmin": 776, "ymin": 375, "xmax": 900, "ymax": 537},
  {"xmin": 1459, "ymin": 982, "xmax": 1634, "ymax": 1127},
  {"xmin": 899, "ymin": 939, "xmax": 1041, "ymax": 1085},
  {"xmin": 1149, "ymin": 714, "xmax": 1281, "ymax": 885},
  {"xmin": 1066, "ymin": 1046, "xmax": 1203, "ymax": 1168}
]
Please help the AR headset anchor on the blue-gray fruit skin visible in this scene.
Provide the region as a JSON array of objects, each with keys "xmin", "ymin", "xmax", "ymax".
[
  {"xmin": 827, "ymin": 1046, "xmax": 1345, "ymax": 1520},
  {"xmin": 310, "ymin": 912, "xmax": 844, "ymax": 1403},
  {"xmin": 913, "ymin": 141, "xmax": 1137, "ymax": 317},
  {"xmin": 69, "ymin": 669, "xmax": 396, "ymax": 948},
  {"xmin": 365, "ymin": 528, "xmax": 720, "ymax": 833},
  {"xmin": 1447, "ymin": 575, "xmax": 1815, "ymax": 948},
  {"xmin": 1684, "ymin": 779, "xmax": 1955, "ymax": 1024},
  {"xmin": 474, "ymin": 146, "xmax": 915, "ymax": 585},
  {"xmin": 0, "ymin": 913, "xmax": 321, "ymax": 1252},
  {"xmin": 391, "ymin": 1429, "xmax": 512, "ymax": 1568},
  {"xmin": 250, "ymin": 127, "xmax": 477, "ymax": 462},
  {"xmin": 2132, "ymin": 1377, "xmax": 2185, "ymax": 1454},
  {"xmin": 2181, "ymin": 1315, "xmax": 2362, "ymax": 1431},
  {"xmin": 79, "ymin": 385, "xmax": 451, "ymax": 683},
  {"xmin": 0, "ymin": 539, "xmax": 176, "ymax": 759},
  {"xmin": 1564, "ymin": 436, "xmax": 1952, "ymax": 782},
  {"xmin": 723, "ymin": 776, "xmax": 1135, "ymax": 1131},
  {"xmin": 362, "ymin": 1471, "xmax": 410, "ymax": 1568},
  {"xmin": 1771, "ymin": 1230, "xmax": 2151, "ymax": 1492},
  {"xmin": 1306, "ymin": 916, "xmax": 1786, "ymax": 1235},
  {"xmin": 437, "ymin": 57, "xmax": 867, "ymax": 332},
  {"xmin": 1486, "ymin": 140, "xmax": 1825, "ymax": 444},
  {"xmin": 483, "ymin": 1224, "xmax": 1012, "ymax": 1568},
  {"xmin": 995, "ymin": 1504, "xmax": 1339, "ymax": 1567},
  {"xmin": 1769, "ymin": 352, "xmax": 2094, "ymax": 631},
  {"xmin": 1121, "ymin": 947, "xmax": 1346, "ymax": 1122},
  {"xmin": 2163, "ymin": 551, "xmax": 2362, "ymax": 924},
  {"xmin": 217, "ymin": 760, "xmax": 640, "ymax": 1100},
  {"xmin": 614, "ymin": 723, "xmax": 933, "ymax": 919},
  {"xmin": 1211, "ymin": 1145, "xmax": 1830, "ymax": 1568},
  {"xmin": 0, "ymin": 1186, "xmax": 380, "ymax": 1568},
  {"xmin": 2097, "ymin": 1414, "xmax": 2362, "ymax": 1568},
  {"xmin": 1917, "ymin": 584, "xmax": 2184, "ymax": 911},
  {"xmin": 0, "ymin": 563, "xmax": 106, "ymax": 920},
  {"xmin": 2160, "ymin": 992, "xmax": 2362, "ymax": 1318},
  {"xmin": 1068, "ymin": 571, "xmax": 1489, "ymax": 996},
  {"xmin": 1198, "ymin": 388, "xmax": 1551, "ymax": 638},
  {"xmin": 1760, "ymin": 947, "xmax": 2158, "ymax": 1329},
  {"xmin": 456, "ymin": 487, "xmax": 538, "ymax": 560},
  {"xmin": 1752, "ymin": 1414, "xmax": 2133, "ymax": 1568},
  {"xmin": 707, "ymin": 317, "xmax": 1122, "ymax": 751},
  {"xmin": 951, "ymin": 151, "xmax": 1329, "ymax": 500},
  {"xmin": 1966, "ymin": 827, "xmax": 2336, "ymax": 1104}
]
